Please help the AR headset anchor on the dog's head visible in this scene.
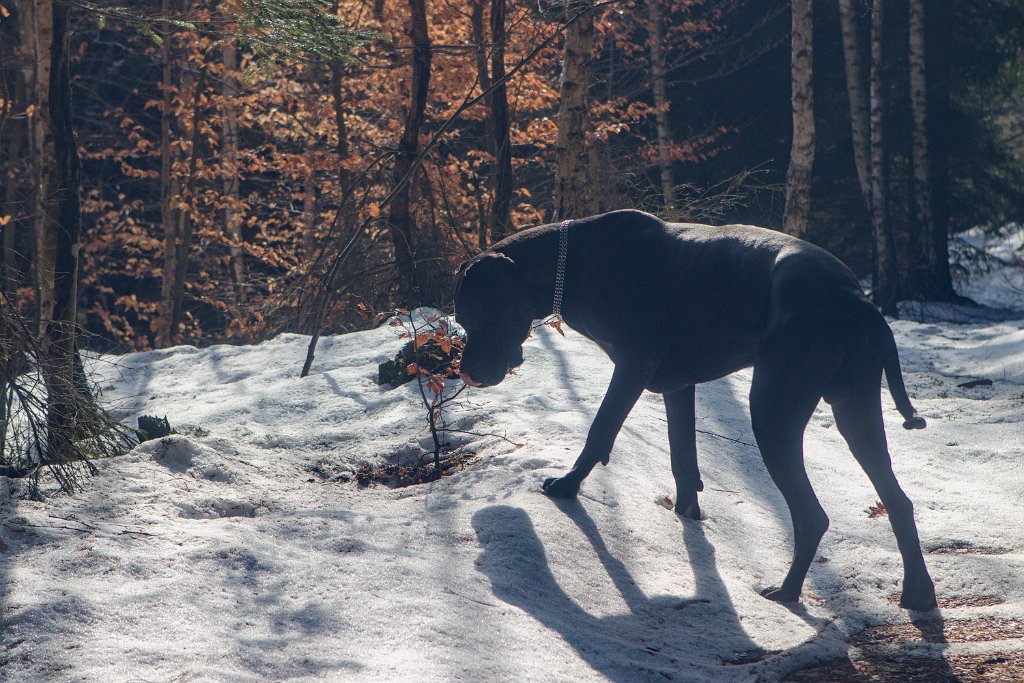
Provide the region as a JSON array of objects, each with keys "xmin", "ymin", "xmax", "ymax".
[{"xmin": 454, "ymin": 253, "xmax": 534, "ymax": 387}]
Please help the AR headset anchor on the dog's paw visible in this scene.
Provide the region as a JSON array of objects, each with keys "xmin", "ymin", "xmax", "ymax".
[
  {"xmin": 675, "ymin": 497, "xmax": 702, "ymax": 520},
  {"xmin": 899, "ymin": 581, "xmax": 938, "ymax": 611},
  {"xmin": 760, "ymin": 586, "xmax": 800, "ymax": 603},
  {"xmin": 542, "ymin": 476, "xmax": 580, "ymax": 498},
  {"xmin": 902, "ymin": 415, "xmax": 927, "ymax": 430}
]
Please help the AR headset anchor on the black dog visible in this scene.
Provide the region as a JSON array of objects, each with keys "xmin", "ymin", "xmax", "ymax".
[{"xmin": 454, "ymin": 210, "xmax": 936, "ymax": 611}]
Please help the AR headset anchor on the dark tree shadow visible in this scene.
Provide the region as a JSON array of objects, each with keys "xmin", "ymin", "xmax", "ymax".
[{"xmin": 472, "ymin": 503, "xmax": 771, "ymax": 681}]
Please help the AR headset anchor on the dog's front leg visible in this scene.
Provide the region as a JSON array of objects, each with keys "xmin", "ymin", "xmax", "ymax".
[
  {"xmin": 665, "ymin": 385, "xmax": 703, "ymax": 520},
  {"xmin": 543, "ymin": 360, "xmax": 648, "ymax": 498}
]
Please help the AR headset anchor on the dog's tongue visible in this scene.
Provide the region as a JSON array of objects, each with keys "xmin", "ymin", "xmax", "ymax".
[{"xmin": 459, "ymin": 373, "xmax": 481, "ymax": 387}]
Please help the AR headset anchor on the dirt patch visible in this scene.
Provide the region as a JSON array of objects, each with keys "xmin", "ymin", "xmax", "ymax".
[
  {"xmin": 928, "ymin": 540, "xmax": 1012, "ymax": 555},
  {"xmin": 307, "ymin": 459, "xmax": 354, "ymax": 484},
  {"xmin": 784, "ymin": 619, "xmax": 1024, "ymax": 682},
  {"xmin": 355, "ymin": 451, "xmax": 481, "ymax": 488},
  {"xmin": 853, "ymin": 618, "xmax": 1024, "ymax": 645},
  {"xmin": 938, "ymin": 595, "xmax": 1007, "ymax": 609},
  {"xmin": 887, "ymin": 593, "xmax": 1006, "ymax": 608},
  {"xmin": 784, "ymin": 651, "xmax": 1024, "ymax": 682}
]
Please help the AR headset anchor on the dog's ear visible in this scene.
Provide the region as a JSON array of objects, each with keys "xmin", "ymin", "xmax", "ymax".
[
  {"xmin": 455, "ymin": 254, "xmax": 517, "ymax": 314},
  {"xmin": 460, "ymin": 253, "xmax": 516, "ymax": 287},
  {"xmin": 453, "ymin": 258, "xmax": 474, "ymax": 281}
]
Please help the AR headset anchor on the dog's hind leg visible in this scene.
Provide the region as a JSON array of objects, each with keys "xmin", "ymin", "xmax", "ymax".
[
  {"xmin": 831, "ymin": 385, "xmax": 937, "ymax": 611},
  {"xmin": 543, "ymin": 360, "xmax": 648, "ymax": 498},
  {"xmin": 665, "ymin": 386, "xmax": 703, "ymax": 519},
  {"xmin": 749, "ymin": 353, "xmax": 831, "ymax": 604}
]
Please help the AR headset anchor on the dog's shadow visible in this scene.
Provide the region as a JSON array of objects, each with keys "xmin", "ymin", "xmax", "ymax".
[{"xmin": 472, "ymin": 502, "xmax": 769, "ymax": 680}]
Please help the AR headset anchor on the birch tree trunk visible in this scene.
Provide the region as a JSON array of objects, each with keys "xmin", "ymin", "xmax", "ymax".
[
  {"xmin": 328, "ymin": 62, "xmax": 352, "ymax": 247},
  {"xmin": 222, "ymin": 35, "xmax": 247, "ymax": 303},
  {"xmin": 908, "ymin": 0, "xmax": 953, "ymax": 299},
  {"xmin": 907, "ymin": 0, "xmax": 930, "ymax": 295},
  {"xmin": 298, "ymin": 55, "xmax": 354, "ymax": 377},
  {"xmin": 553, "ymin": 0, "xmax": 594, "ymax": 221},
  {"xmin": 389, "ymin": 0, "xmax": 431, "ymax": 300},
  {"xmin": 870, "ymin": 0, "xmax": 897, "ymax": 314},
  {"xmin": 783, "ymin": 0, "xmax": 814, "ymax": 238},
  {"xmin": 647, "ymin": 0, "xmax": 674, "ymax": 210},
  {"xmin": 159, "ymin": 62, "xmax": 203, "ymax": 347},
  {"xmin": 839, "ymin": 0, "xmax": 871, "ymax": 210}
]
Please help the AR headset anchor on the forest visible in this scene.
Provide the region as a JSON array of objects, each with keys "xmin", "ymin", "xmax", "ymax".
[
  {"xmin": 1, "ymin": 0, "xmax": 1023, "ymax": 476},
  {"xmin": 2, "ymin": 3, "xmax": 1024, "ymax": 680}
]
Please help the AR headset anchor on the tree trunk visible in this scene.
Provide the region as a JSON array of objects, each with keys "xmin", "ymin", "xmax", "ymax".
[
  {"xmin": 471, "ymin": 0, "xmax": 491, "ymax": 98},
  {"xmin": 553, "ymin": 0, "xmax": 594, "ymax": 221},
  {"xmin": 839, "ymin": 0, "xmax": 871, "ymax": 210},
  {"xmin": 222, "ymin": 35, "xmax": 247, "ymax": 304},
  {"xmin": 924, "ymin": 0, "xmax": 955, "ymax": 300},
  {"xmin": 302, "ymin": 149, "xmax": 319, "ymax": 261},
  {"xmin": 907, "ymin": 0, "xmax": 930, "ymax": 297},
  {"xmin": 469, "ymin": 0, "xmax": 512, "ymax": 245},
  {"xmin": 3, "ymin": 3, "xmax": 27, "ymax": 456},
  {"xmin": 2, "ymin": 11, "xmax": 25, "ymax": 296},
  {"xmin": 326, "ymin": 0, "xmax": 353, "ymax": 248},
  {"xmin": 41, "ymin": 2, "xmax": 84, "ymax": 463},
  {"xmin": 299, "ymin": 59, "xmax": 321, "ymax": 263},
  {"xmin": 328, "ymin": 61, "xmax": 354, "ymax": 258},
  {"xmin": 330, "ymin": 69, "xmax": 350, "ymax": 194},
  {"xmin": 489, "ymin": 0, "xmax": 513, "ymax": 242},
  {"xmin": 470, "ymin": 0, "xmax": 491, "ymax": 248},
  {"xmin": 13, "ymin": 2, "xmax": 35, "ymax": 297},
  {"xmin": 30, "ymin": 0, "xmax": 54, "ymax": 337},
  {"xmin": 907, "ymin": 0, "xmax": 954, "ymax": 300},
  {"xmin": 647, "ymin": 0, "xmax": 674, "ymax": 210},
  {"xmin": 170, "ymin": 70, "xmax": 204, "ymax": 341},
  {"xmin": 2, "ymin": 110, "xmax": 23, "ymax": 296},
  {"xmin": 783, "ymin": 0, "xmax": 815, "ymax": 238},
  {"xmin": 221, "ymin": 36, "xmax": 246, "ymax": 305},
  {"xmin": 870, "ymin": 0, "xmax": 897, "ymax": 314},
  {"xmin": 157, "ymin": 0, "xmax": 176, "ymax": 347},
  {"xmin": 299, "ymin": 43, "xmax": 354, "ymax": 378},
  {"xmin": 389, "ymin": 0, "xmax": 431, "ymax": 301}
]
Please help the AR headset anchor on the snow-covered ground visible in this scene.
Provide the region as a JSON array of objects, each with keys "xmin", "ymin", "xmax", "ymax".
[
  {"xmin": 1, "ymin": 243, "xmax": 1022, "ymax": 681},
  {"xmin": 952, "ymin": 223, "xmax": 1024, "ymax": 311}
]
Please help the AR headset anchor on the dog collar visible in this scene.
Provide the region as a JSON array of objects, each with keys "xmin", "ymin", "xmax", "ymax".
[{"xmin": 552, "ymin": 219, "xmax": 571, "ymax": 317}]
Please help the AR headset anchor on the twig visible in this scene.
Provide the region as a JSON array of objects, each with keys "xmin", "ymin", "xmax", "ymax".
[
  {"xmin": 653, "ymin": 414, "xmax": 758, "ymax": 449},
  {"xmin": 443, "ymin": 428, "xmax": 524, "ymax": 448},
  {"xmin": 18, "ymin": 522, "xmax": 91, "ymax": 533},
  {"xmin": 695, "ymin": 428, "xmax": 757, "ymax": 449},
  {"xmin": 443, "ymin": 586, "xmax": 499, "ymax": 608}
]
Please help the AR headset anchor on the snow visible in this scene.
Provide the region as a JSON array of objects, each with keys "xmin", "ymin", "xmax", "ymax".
[
  {"xmin": 2, "ymin": 253, "xmax": 1023, "ymax": 681},
  {"xmin": 951, "ymin": 223, "xmax": 1024, "ymax": 311}
]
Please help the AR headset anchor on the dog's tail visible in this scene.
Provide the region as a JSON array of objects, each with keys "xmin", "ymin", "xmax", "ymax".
[{"xmin": 877, "ymin": 316, "xmax": 927, "ymax": 430}]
